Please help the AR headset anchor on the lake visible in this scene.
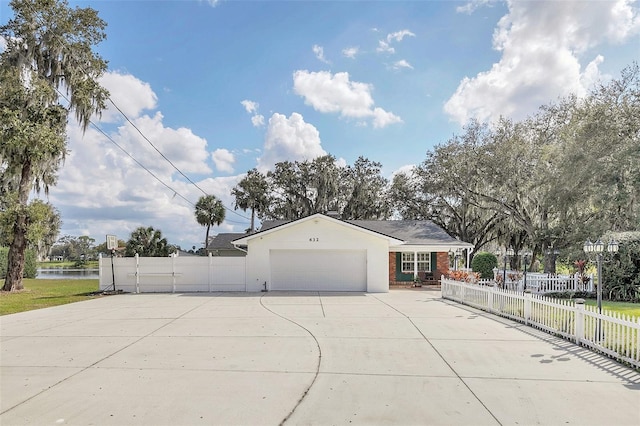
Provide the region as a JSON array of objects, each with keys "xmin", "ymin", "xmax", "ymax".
[{"xmin": 37, "ymin": 268, "xmax": 100, "ymax": 280}]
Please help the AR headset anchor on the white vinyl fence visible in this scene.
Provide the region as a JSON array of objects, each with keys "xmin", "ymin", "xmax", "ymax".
[
  {"xmin": 442, "ymin": 278, "xmax": 640, "ymax": 369},
  {"xmin": 99, "ymin": 254, "xmax": 246, "ymax": 293},
  {"xmin": 493, "ymin": 270, "xmax": 594, "ymax": 293}
]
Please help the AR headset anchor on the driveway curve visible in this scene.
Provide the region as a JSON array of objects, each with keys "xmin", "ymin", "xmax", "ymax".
[{"xmin": 1, "ymin": 290, "xmax": 639, "ymax": 425}]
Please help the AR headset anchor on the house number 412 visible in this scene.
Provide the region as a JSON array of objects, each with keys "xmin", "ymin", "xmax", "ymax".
[{"xmin": 309, "ymin": 237, "xmax": 319, "ymax": 242}]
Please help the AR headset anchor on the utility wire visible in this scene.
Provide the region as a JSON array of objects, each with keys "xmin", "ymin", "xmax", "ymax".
[
  {"xmin": 107, "ymin": 99, "xmax": 250, "ymax": 220},
  {"xmin": 41, "ymin": 75, "xmax": 251, "ymax": 225},
  {"xmin": 16, "ymin": 0, "xmax": 252, "ymax": 223}
]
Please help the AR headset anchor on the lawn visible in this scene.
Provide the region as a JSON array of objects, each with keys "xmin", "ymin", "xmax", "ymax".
[
  {"xmin": 584, "ymin": 299, "xmax": 640, "ymax": 318},
  {"xmin": 0, "ymin": 279, "xmax": 101, "ymax": 316}
]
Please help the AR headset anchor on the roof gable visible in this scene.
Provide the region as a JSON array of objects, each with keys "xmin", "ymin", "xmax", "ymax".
[
  {"xmin": 232, "ymin": 213, "xmax": 404, "ymax": 245},
  {"xmin": 207, "ymin": 233, "xmax": 248, "ymax": 250}
]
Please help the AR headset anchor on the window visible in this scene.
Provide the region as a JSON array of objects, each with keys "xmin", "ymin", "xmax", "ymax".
[
  {"xmin": 417, "ymin": 252, "xmax": 431, "ymax": 272},
  {"xmin": 401, "ymin": 252, "xmax": 414, "ymax": 273},
  {"xmin": 401, "ymin": 252, "xmax": 431, "ymax": 273}
]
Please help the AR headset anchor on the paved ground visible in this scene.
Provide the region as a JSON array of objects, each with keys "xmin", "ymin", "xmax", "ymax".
[{"xmin": 1, "ymin": 290, "xmax": 639, "ymax": 425}]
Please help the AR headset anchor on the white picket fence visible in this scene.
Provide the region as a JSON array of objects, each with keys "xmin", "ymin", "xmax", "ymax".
[
  {"xmin": 99, "ymin": 254, "xmax": 246, "ymax": 293},
  {"xmin": 442, "ymin": 278, "xmax": 640, "ymax": 369},
  {"xmin": 493, "ymin": 270, "xmax": 594, "ymax": 293}
]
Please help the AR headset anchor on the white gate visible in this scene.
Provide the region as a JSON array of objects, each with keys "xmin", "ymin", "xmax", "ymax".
[{"xmin": 99, "ymin": 254, "xmax": 246, "ymax": 293}]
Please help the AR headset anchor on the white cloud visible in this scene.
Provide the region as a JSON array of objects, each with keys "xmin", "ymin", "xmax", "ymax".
[
  {"xmin": 376, "ymin": 40, "xmax": 395, "ymax": 54},
  {"xmin": 372, "ymin": 108, "xmax": 403, "ymax": 129},
  {"xmin": 241, "ymin": 99, "xmax": 259, "ymax": 114},
  {"xmin": 212, "ymin": 148, "xmax": 235, "ymax": 173},
  {"xmin": 312, "ymin": 44, "xmax": 330, "ymax": 64},
  {"xmin": 342, "ymin": 46, "xmax": 359, "ymax": 59},
  {"xmin": 393, "ymin": 59, "xmax": 414, "ymax": 70},
  {"xmin": 118, "ymin": 112, "xmax": 211, "ymax": 175},
  {"xmin": 293, "ymin": 70, "xmax": 402, "ymax": 128},
  {"xmin": 445, "ymin": 0, "xmax": 640, "ymax": 125},
  {"xmin": 377, "ymin": 29, "xmax": 415, "ymax": 55},
  {"xmin": 456, "ymin": 0, "xmax": 497, "ymax": 15},
  {"xmin": 98, "ymin": 71, "xmax": 157, "ymax": 123},
  {"xmin": 0, "ymin": 36, "xmax": 7, "ymax": 52},
  {"xmin": 50, "ymin": 121, "xmax": 240, "ymax": 249},
  {"xmin": 389, "ymin": 164, "xmax": 416, "ymax": 179},
  {"xmin": 387, "ymin": 30, "xmax": 416, "ymax": 43},
  {"xmin": 46, "ymin": 72, "xmax": 253, "ymax": 249},
  {"xmin": 251, "ymin": 114, "xmax": 265, "ymax": 127},
  {"xmin": 241, "ymin": 99, "xmax": 265, "ymax": 127},
  {"xmin": 256, "ymin": 113, "xmax": 327, "ymax": 172}
]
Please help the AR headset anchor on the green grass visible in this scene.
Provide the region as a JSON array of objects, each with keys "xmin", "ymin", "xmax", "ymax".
[
  {"xmin": 0, "ymin": 279, "xmax": 101, "ymax": 316},
  {"xmin": 584, "ymin": 299, "xmax": 640, "ymax": 318}
]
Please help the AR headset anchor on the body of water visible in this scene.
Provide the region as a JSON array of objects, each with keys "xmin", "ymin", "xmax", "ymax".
[{"xmin": 37, "ymin": 268, "xmax": 100, "ymax": 280}]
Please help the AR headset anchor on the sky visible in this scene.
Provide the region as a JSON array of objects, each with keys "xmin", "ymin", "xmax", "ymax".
[{"xmin": 1, "ymin": 0, "xmax": 639, "ymax": 251}]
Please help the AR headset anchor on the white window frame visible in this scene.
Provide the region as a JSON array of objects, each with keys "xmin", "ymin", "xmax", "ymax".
[
  {"xmin": 417, "ymin": 252, "xmax": 431, "ymax": 272},
  {"xmin": 401, "ymin": 252, "xmax": 431, "ymax": 273},
  {"xmin": 401, "ymin": 252, "xmax": 414, "ymax": 273}
]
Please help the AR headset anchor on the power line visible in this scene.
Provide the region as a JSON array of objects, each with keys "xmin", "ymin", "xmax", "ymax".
[{"xmin": 14, "ymin": 0, "xmax": 252, "ymax": 223}]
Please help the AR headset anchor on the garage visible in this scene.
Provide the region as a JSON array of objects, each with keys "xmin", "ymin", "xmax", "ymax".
[{"xmin": 270, "ymin": 249, "xmax": 367, "ymax": 291}]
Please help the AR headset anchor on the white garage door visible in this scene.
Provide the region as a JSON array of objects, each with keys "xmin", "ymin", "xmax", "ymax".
[{"xmin": 270, "ymin": 249, "xmax": 367, "ymax": 291}]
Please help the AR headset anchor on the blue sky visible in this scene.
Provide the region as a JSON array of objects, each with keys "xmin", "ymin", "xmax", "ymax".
[{"xmin": 1, "ymin": 0, "xmax": 639, "ymax": 250}]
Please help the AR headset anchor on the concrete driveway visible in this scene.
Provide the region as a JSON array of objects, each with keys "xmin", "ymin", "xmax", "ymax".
[{"xmin": 1, "ymin": 290, "xmax": 639, "ymax": 425}]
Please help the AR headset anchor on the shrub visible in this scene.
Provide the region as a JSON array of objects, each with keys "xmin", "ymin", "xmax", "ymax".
[
  {"xmin": 545, "ymin": 291, "xmax": 595, "ymax": 300},
  {"xmin": 471, "ymin": 252, "xmax": 498, "ymax": 279},
  {"xmin": 0, "ymin": 247, "xmax": 38, "ymax": 279},
  {"xmin": 602, "ymin": 232, "xmax": 640, "ymax": 302},
  {"xmin": 24, "ymin": 249, "xmax": 37, "ymax": 278}
]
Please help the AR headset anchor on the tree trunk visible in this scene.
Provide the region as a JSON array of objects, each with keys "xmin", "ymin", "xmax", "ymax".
[
  {"xmin": 3, "ymin": 161, "xmax": 32, "ymax": 292},
  {"xmin": 543, "ymin": 252, "xmax": 556, "ymax": 274},
  {"xmin": 4, "ymin": 219, "xmax": 27, "ymax": 291},
  {"xmin": 250, "ymin": 208, "xmax": 255, "ymax": 233}
]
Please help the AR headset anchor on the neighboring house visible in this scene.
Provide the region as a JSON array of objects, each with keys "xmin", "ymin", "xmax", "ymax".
[
  {"xmin": 175, "ymin": 249, "xmax": 198, "ymax": 257},
  {"xmin": 206, "ymin": 233, "xmax": 248, "ymax": 257},
  {"xmin": 232, "ymin": 213, "xmax": 473, "ymax": 293}
]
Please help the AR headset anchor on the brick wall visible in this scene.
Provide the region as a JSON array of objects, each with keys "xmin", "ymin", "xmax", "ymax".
[
  {"xmin": 389, "ymin": 251, "xmax": 450, "ymax": 286},
  {"xmin": 434, "ymin": 251, "xmax": 450, "ymax": 281}
]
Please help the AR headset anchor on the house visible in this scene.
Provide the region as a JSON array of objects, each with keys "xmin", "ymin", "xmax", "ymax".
[
  {"xmin": 232, "ymin": 213, "xmax": 473, "ymax": 293},
  {"xmin": 206, "ymin": 233, "xmax": 248, "ymax": 257}
]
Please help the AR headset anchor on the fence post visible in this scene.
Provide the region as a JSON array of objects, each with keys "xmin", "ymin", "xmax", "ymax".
[
  {"xmin": 171, "ymin": 253, "xmax": 176, "ymax": 293},
  {"xmin": 460, "ymin": 281, "xmax": 465, "ymax": 303},
  {"xmin": 636, "ymin": 317, "xmax": 640, "ymax": 364},
  {"xmin": 135, "ymin": 253, "xmax": 140, "ymax": 294},
  {"xmin": 487, "ymin": 286, "xmax": 494, "ymax": 313},
  {"xmin": 575, "ymin": 298, "xmax": 585, "ymax": 345},
  {"xmin": 523, "ymin": 290, "xmax": 532, "ymax": 324},
  {"xmin": 208, "ymin": 252, "xmax": 213, "ymax": 293}
]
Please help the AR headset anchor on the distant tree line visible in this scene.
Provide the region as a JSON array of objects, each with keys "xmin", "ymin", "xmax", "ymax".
[
  {"xmin": 386, "ymin": 63, "xmax": 639, "ymax": 271},
  {"xmin": 231, "ymin": 155, "xmax": 391, "ymax": 232},
  {"xmin": 229, "ymin": 64, "xmax": 639, "ymax": 299},
  {"xmin": 231, "ymin": 64, "xmax": 639, "ymax": 261}
]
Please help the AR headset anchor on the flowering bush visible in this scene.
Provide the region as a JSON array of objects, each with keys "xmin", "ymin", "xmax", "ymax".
[
  {"xmin": 507, "ymin": 272, "xmax": 522, "ymax": 282},
  {"xmin": 447, "ymin": 270, "xmax": 481, "ymax": 283}
]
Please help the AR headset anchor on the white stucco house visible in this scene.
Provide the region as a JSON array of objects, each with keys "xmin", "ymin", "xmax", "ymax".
[{"xmin": 232, "ymin": 213, "xmax": 473, "ymax": 293}]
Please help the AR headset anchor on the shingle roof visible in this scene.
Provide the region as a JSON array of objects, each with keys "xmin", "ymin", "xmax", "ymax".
[
  {"xmin": 345, "ymin": 220, "xmax": 462, "ymax": 245},
  {"xmin": 207, "ymin": 233, "xmax": 247, "ymax": 250},
  {"xmin": 258, "ymin": 217, "xmax": 469, "ymax": 246}
]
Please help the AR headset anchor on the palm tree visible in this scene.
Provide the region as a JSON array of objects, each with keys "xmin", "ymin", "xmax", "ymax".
[
  {"xmin": 1, "ymin": 0, "xmax": 109, "ymax": 291},
  {"xmin": 231, "ymin": 169, "xmax": 269, "ymax": 232},
  {"xmin": 194, "ymin": 195, "xmax": 226, "ymax": 250},
  {"xmin": 125, "ymin": 226, "xmax": 171, "ymax": 257}
]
